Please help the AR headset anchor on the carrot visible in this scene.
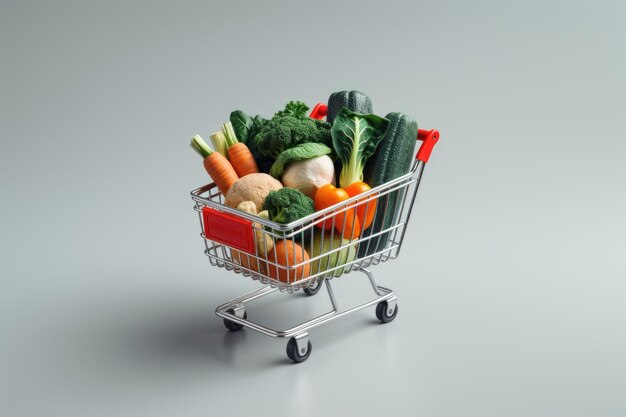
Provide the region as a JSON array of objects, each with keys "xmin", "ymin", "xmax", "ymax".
[
  {"xmin": 228, "ymin": 143, "xmax": 259, "ymax": 177},
  {"xmin": 222, "ymin": 121, "xmax": 259, "ymax": 177},
  {"xmin": 191, "ymin": 135, "xmax": 239, "ymax": 195},
  {"xmin": 203, "ymin": 153, "xmax": 239, "ymax": 195}
]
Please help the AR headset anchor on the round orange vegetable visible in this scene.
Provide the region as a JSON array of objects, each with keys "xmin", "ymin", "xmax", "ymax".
[
  {"xmin": 344, "ymin": 181, "xmax": 376, "ymax": 231},
  {"xmin": 314, "ymin": 184, "xmax": 348, "ymax": 230},
  {"xmin": 314, "ymin": 184, "xmax": 360, "ymax": 239},
  {"xmin": 267, "ymin": 240, "xmax": 311, "ymax": 283}
]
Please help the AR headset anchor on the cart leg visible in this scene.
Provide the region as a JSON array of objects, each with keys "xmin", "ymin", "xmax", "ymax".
[
  {"xmin": 324, "ymin": 279, "xmax": 339, "ymax": 311},
  {"xmin": 360, "ymin": 268, "xmax": 381, "ymax": 295},
  {"xmin": 360, "ymin": 268, "xmax": 399, "ymax": 323}
]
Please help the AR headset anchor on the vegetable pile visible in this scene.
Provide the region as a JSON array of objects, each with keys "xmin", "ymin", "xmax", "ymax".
[{"xmin": 190, "ymin": 90, "xmax": 419, "ymax": 282}]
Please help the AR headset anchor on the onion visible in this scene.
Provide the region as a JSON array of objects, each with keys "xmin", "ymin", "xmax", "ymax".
[{"xmin": 281, "ymin": 155, "xmax": 335, "ymax": 199}]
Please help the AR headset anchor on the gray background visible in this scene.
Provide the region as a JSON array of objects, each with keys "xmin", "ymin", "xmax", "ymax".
[{"xmin": 2, "ymin": 1, "xmax": 625, "ymax": 416}]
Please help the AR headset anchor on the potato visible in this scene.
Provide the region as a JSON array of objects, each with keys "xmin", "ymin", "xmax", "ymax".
[{"xmin": 225, "ymin": 173, "xmax": 282, "ymax": 213}]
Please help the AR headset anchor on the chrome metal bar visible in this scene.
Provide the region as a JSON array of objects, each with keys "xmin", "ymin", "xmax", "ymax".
[
  {"xmin": 395, "ymin": 162, "xmax": 425, "ymax": 259},
  {"xmin": 190, "ymin": 162, "xmax": 421, "ymax": 233},
  {"xmin": 215, "ymin": 286, "xmax": 278, "ymax": 312},
  {"xmin": 215, "ymin": 269, "xmax": 395, "ymax": 339},
  {"xmin": 361, "ymin": 268, "xmax": 383, "ymax": 296},
  {"xmin": 325, "ymin": 279, "xmax": 339, "ymax": 311}
]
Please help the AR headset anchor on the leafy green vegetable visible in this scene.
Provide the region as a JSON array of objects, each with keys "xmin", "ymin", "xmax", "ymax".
[
  {"xmin": 250, "ymin": 115, "xmax": 266, "ymax": 140},
  {"xmin": 263, "ymin": 187, "xmax": 315, "ymax": 224},
  {"xmin": 269, "ymin": 143, "xmax": 333, "ymax": 178},
  {"xmin": 274, "ymin": 101, "xmax": 309, "ymax": 119},
  {"xmin": 229, "ymin": 110, "xmax": 272, "ymax": 173},
  {"xmin": 229, "ymin": 111, "xmax": 267, "ymax": 144},
  {"xmin": 253, "ymin": 102, "xmax": 332, "ymax": 160},
  {"xmin": 230, "ymin": 111, "xmax": 253, "ymax": 144},
  {"xmin": 331, "ymin": 108, "xmax": 389, "ymax": 188}
]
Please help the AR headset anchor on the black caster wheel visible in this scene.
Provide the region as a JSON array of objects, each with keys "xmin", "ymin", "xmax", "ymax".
[
  {"xmin": 376, "ymin": 301, "xmax": 398, "ymax": 323},
  {"xmin": 303, "ymin": 280, "xmax": 323, "ymax": 296},
  {"xmin": 223, "ymin": 309, "xmax": 247, "ymax": 332},
  {"xmin": 286, "ymin": 337, "xmax": 312, "ymax": 363}
]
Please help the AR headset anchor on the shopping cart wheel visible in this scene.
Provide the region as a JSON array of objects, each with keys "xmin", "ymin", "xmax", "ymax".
[
  {"xmin": 223, "ymin": 309, "xmax": 247, "ymax": 332},
  {"xmin": 303, "ymin": 279, "xmax": 323, "ymax": 296},
  {"xmin": 286, "ymin": 337, "xmax": 312, "ymax": 363},
  {"xmin": 376, "ymin": 301, "xmax": 398, "ymax": 323}
]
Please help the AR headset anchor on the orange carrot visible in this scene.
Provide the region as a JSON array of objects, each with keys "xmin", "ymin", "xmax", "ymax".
[
  {"xmin": 191, "ymin": 135, "xmax": 239, "ymax": 195},
  {"xmin": 203, "ymin": 152, "xmax": 239, "ymax": 195},
  {"xmin": 228, "ymin": 142, "xmax": 259, "ymax": 177},
  {"xmin": 222, "ymin": 121, "xmax": 259, "ymax": 177}
]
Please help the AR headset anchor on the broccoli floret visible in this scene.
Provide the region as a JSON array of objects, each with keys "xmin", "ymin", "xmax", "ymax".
[
  {"xmin": 253, "ymin": 102, "xmax": 331, "ymax": 159},
  {"xmin": 263, "ymin": 188, "xmax": 315, "ymax": 224},
  {"xmin": 274, "ymin": 101, "xmax": 310, "ymax": 119}
]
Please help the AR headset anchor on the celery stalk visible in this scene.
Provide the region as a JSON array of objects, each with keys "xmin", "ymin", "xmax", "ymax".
[
  {"xmin": 190, "ymin": 134, "xmax": 213, "ymax": 159},
  {"xmin": 210, "ymin": 131, "xmax": 229, "ymax": 158},
  {"xmin": 221, "ymin": 121, "xmax": 240, "ymax": 147}
]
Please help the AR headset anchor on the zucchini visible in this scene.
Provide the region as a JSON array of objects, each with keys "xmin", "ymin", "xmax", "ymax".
[
  {"xmin": 326, "ymin": 90, "xmax": 373, "ymax": 124},
  {"xmin": 359, "ymin": 112, "xmax": 418, "ymax": 257}
]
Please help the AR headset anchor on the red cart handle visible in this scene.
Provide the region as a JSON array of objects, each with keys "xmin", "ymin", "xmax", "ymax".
[
  {"xmin": 416, "ymin": 129, "xmax": 439, "ymax": 163},
  {"xmin": 309, "ymin": 102, "xmax": 439, "ymax": 163},
  {"xmin": 309, "ymin": 103, "xmax": 327, "ymax": 120}
]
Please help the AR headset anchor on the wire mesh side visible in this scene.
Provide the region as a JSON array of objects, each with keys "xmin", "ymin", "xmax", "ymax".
[{"xmin": 191, "ymin": 162, "xmax": 424, "ymax": 290}]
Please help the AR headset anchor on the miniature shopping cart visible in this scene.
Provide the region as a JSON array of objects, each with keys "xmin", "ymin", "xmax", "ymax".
[{"xmin": 190, "ymin": 103, "xmax": 439, "ymax": 363}]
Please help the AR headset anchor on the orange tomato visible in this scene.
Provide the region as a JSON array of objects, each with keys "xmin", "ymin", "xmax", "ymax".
[
  {"xmin": 314, "ymin": 184, "xmax": 361, "ymax": 239},
  {"xmin": 314, "ymin": 184, "xmax": 348, "ymax": 230},
  {"xmin": 344, "ymin": 181, "xmax": 376, "ymax": 231}
]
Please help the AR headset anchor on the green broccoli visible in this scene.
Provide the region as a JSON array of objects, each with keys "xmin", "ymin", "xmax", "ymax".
[
  {"xmin": 274, "ymin": 101, "xmax": 310, "ymax": 119},
  {"xmin": 253, "ymin": 101, "xmax": 332, "ymax": 159},
  {"xmin": 263, "ymin": 188, "xmax": 315, "ymax": 224}
]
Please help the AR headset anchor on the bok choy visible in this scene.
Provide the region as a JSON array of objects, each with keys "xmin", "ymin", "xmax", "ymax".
[{"xmin": 331, "ymin": 108, "xmax": 389, "ymax": 188}]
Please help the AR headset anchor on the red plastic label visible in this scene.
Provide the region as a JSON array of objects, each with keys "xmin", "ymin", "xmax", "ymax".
[{"xmin": 202, "ymin": 207, "xmax": 256, "ymax": 254}]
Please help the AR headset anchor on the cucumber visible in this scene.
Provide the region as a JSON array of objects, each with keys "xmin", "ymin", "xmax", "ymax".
[
  {"xmin": 359, "ymin": 112, "xmax": 418, "ymax": 257},
  {"xmin": 326, "ymin": 90, "xmax": 373, "ymax": 124}
]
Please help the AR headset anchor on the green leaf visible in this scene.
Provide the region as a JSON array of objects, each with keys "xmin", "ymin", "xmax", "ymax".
[
  {"xmin": 229, "ymin": 110, "xmax": 254, "ymax": 144},
  {"xmin": 249, "ymin": 115, "xmax": 266, "ymax": 141},
  {"xmin": 331, "ymin": 108, "xmax": 389, "ymax": 188},
  {"xmin": 274, "ymin": 101, "xmax": 309, "ymax": 119},
  {"xmin": 269, "ymin": 143, "xmax": 333, "ymax": 178}
]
